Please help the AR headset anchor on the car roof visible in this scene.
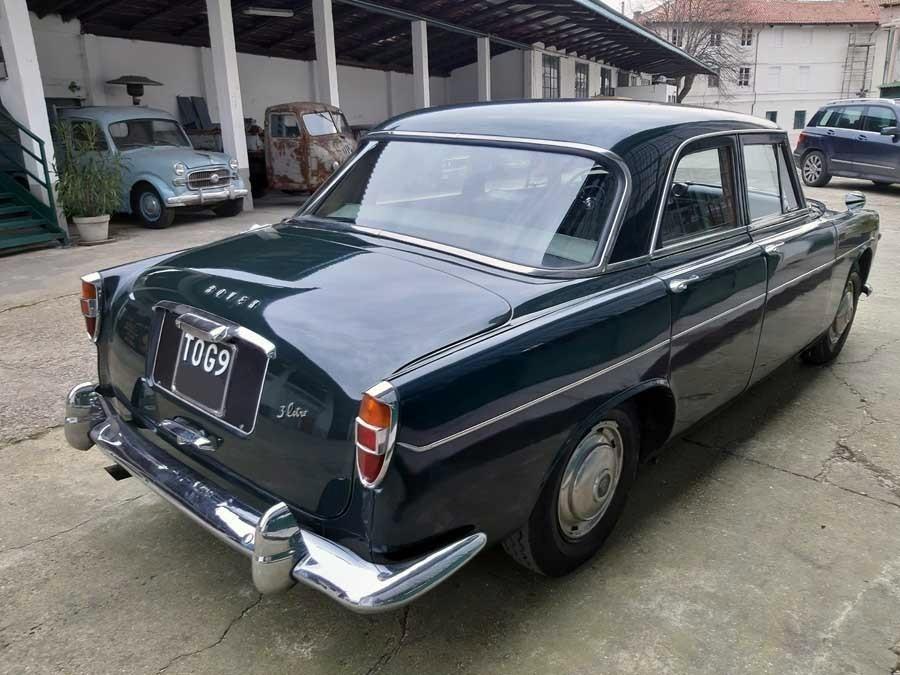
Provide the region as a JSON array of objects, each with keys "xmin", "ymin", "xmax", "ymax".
[
  {"xmin": 377, "ymin": 99, "xmax": 777, "ymax": 151},
  {"xmin": 59, "ymin": 106, "xmax": 178, "ymax": 124},
  {"xmin": 824, "ymin": 98, "xmax": 899, "ymax": 107}
]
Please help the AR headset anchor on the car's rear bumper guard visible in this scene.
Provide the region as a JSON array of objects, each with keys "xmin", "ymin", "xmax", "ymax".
[{"xmin": 65, "ymin": 383, "xmax": 486, "ymax": 613}]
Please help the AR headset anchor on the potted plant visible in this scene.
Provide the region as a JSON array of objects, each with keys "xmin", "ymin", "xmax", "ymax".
[{"xmin": 55, "ymin": 121, "xmax": 123, "ymax": 243}]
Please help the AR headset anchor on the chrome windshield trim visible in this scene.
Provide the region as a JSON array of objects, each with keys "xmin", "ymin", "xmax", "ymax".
[
  {"xmin": 299, "ymin": 131, "xmax": 633, "ymax": 279},
  {"xmin": 650, "ymin": 128, "xmax": 786, "ymax": 258},
  {"xmin": 397, "ymin": 339, "xmax": 670, "ymax": 453}
]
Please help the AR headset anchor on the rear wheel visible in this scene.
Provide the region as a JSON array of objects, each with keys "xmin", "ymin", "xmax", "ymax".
[
  {"xmin": 802, "ymin": 268, "xmax": 861, "ymax": 365},
  {"xmin": 133, "ymin": 185, "xmax": 175, "ymax": 229},
  {"xmin": 502, "ymin": 406, "xmax": 639, "ymax": 576},
  {"xmin": 213, "ymin": 198, "xmax": 244, "ymax": 218},
  {"xmin": 801, "ymin": 151, "xmax": 831, "ymax": 187}
]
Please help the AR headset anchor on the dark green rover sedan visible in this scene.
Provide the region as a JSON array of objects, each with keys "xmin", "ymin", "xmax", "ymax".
[{"xmin": 65, "ymin": 100, "xmax": 879, "ymax": 612}]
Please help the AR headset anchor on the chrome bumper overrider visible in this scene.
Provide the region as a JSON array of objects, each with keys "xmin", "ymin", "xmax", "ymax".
[
  {"xmin": 64, "ymin": 383, "xmax": 486, "ymax": 613},
  {"xmin": 165, "ymin": 186, "xmax": 249, "ymax": 207}
]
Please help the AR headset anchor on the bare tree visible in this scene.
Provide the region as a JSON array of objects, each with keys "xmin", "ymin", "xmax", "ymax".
[{"xmin": 639, "ymin": 0, "xmax": 745, "ymax": 103}]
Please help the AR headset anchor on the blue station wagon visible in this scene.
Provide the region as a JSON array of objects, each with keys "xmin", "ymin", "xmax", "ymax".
[
  {"xmin": 59, "ymin": 106, "xmax": 248, "ymax": 228},
  {"xmin": 65, "ymin": 101, "xmax": 878, "ymax": 612},
  {"xmin": 795, "ymin": 98, "xmax": 900, "ymax": 187}
]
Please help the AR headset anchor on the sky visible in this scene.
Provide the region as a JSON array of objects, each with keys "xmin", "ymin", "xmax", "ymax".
[{"xmin": 597, "ymin": 0, "xmax": 654, "ymax": 17}]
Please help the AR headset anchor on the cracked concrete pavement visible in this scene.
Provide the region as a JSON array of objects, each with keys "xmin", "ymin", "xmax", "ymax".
[{"xmin": 1, "ymin": 183, "xmax": 899, "ymax": 674}]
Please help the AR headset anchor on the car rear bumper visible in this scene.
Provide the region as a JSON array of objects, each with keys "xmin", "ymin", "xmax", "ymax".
[
  {"xmin": 64, "ymin": 382, "xmax": 485, "ymax": 613},
  {"xmin": 166, "ymin": 186, "xmax": 248, "ymax": 207}
]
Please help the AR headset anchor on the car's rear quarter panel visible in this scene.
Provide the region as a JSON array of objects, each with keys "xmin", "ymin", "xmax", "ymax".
[{"xmin": 371, "ymin": 268, "xmax": 671, "ymax": 559}]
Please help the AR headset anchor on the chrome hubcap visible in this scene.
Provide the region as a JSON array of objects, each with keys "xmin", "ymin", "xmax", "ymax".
[
  {"xmin": 828, "ymin": 283, "xmax": 855, "ymax": 346},
  {"xmin": 140, "ymin": 193, "xmax": 162, "ymax": 221},
  {"xmin": 557, "ymin": 421, "xmax": 624, "ymax": 540},
  {"xmin": 803, "ymin": 155, "xmax": 822, "ymax": 183}
]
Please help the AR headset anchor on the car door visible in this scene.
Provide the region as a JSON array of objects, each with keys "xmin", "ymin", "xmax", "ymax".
[
  {"xmin": 266, "ymin": 110, "xmax": 308, "ymax": 191},
  {"xmin": 856, "ymin": 105, "xmax": 900, "ymax": 181},
  {"xmin": 745, "ymin": 133, "xmax": 837, "ymax": 384},
  {"xmin": 651, "ymin": 134, "xmax": 768, "ymax": 434},
  {"xmin": 830, "ymin": 105, "xmax": 866, "ymax": 174}
]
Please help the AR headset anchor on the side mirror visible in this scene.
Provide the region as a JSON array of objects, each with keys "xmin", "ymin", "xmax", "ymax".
[
  {"xmin": 880, "ymin": 126, "xmax": 900, "ymax": 136},
  {"xmin": 845, "ymin": 191, "xmax": 866, "ymax": 212}
]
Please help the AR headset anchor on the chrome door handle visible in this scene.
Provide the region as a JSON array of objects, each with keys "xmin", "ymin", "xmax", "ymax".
[
  {"xmin": 668, "ymin": 275, "xmax": 700, "ymax": 293},
  {"xmin": 764, "ymin": 241, "xmax": 785, "ymax": 255}
]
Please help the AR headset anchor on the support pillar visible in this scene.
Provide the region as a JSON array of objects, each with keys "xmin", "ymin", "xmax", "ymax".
[
  {"xmin": 477, "ymin": 36, "xmax": 491, "ymax": 102},
  {"xmin": 206, "ymin": 0, "xmax": 252, "ymax": 209},
  {"xmin": 0, "ymin": 0, "xmax": 64, "ymax": 228},
  {"xmin": 312, "ymin": 0, "xmax": 340, "ymax": 106},
  {"xmin": 412, "ymin": 20, "xmax": 430, "ymax": 108}
]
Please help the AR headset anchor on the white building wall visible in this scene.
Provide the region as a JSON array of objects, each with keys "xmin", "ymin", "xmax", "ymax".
[
  {"xmin": 679, "ymin": 23, "xmax": 879, "ymax": 129},
  {"xmin": 15, "ymin": 12, "xmax": 451, "ymax": 131}
]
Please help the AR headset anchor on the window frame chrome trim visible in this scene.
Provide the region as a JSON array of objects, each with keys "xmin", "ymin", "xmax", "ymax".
[
  {"xmin": 396, "ymin": 339, "xmax": 670, "ymax": 453},
  {"xmin": 299, "ymin": 130, "xmax": 633, "ymax": 279},
  {"xmin": 650, "ymin": 128, "xmax": 785, "ymax": 259}
]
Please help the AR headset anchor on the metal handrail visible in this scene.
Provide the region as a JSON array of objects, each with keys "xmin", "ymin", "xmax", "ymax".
[{"xmin": 0, "ymin": 107, "xmax": 57, "ymax": 217}]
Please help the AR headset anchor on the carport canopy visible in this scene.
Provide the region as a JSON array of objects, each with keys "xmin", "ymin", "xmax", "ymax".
[{"xmin": 29, "ymin": 0, "xmax": 713, "ymax": 78}]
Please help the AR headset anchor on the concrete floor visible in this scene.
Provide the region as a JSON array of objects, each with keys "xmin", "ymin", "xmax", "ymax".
[{"xmin": 1, "ymin": 183, "xmax": 898, "ymax": 674}]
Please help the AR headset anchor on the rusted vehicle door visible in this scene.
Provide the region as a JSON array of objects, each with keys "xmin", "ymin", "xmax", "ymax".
[
  {"xmin": 298, "ymin": 109, "xmax": 356, "ymax": 190},
  {"xmin": 266, "ymin": 109, "xmax": 307, "ymax": 192}
]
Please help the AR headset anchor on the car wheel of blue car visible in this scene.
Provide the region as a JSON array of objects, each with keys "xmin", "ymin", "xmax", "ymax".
[
  {"xmin": 801, "ymin": 151, "xmax": 831, "ymax": 188},
  {"xmin": 502, "ymin": 405, "xmax": 639, "ymax": 576},
  {"xmin": 133, "ymin": 185, "xmax": 175, "ymax": 229}
]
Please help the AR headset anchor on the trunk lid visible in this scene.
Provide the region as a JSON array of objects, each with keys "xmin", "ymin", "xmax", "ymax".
[{"xmin": 105, "ymin": 224, "xmax": 511, "ymax": 518}]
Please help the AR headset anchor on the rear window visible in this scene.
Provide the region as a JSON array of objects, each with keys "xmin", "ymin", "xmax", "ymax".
[{"xmin": 310, "ymin": 141, "xmax": 622, "ymax": 270}]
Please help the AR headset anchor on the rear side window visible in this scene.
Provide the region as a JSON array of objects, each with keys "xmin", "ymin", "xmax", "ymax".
[
  {"xmin": 657, "ymin": 141, "xmax": 738, "ymax": 249},
  {"xmin": 808, "ymin": 109, "xmax": 826, "ymax": 127},
  {"xmin": 834, "ymin": 106, "xmax": 864, "ymax": 130},
  {"xmin": 862, "ymin": 106, "xmax": 898, "ymax": 133},
  {"xmin": 742, "ymin": 142, "xmax": 801, "ymax": 222}
]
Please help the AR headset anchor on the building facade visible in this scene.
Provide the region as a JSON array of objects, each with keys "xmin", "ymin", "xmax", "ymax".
[{"xmin": 642, "ymin": 0, "xmax": 881, "ymax": 129}]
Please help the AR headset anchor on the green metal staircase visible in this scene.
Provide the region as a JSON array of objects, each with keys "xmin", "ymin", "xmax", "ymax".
[{"xmin": 0, "ymin": 107, "xmax": 67, "ymax": 252}]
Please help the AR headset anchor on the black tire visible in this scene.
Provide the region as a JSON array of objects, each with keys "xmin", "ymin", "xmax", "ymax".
[
  {"xmin": 132, "ymin": 185, "xmax": 175, "ymax": 229},
  {"xmin": 801, "ymin": 151, "xmax": 831, "ymax": 187},
  {"xmin": 802, "ymin": 268, "xmax": 862, "ymax": 365},
  {"xmin": 502, "ymin": 405, "xmax": 639, "ymax": 576},
  {"xmin": 213, "ymin": 198, "xmax": 244, "ymax": 218},
  {"xmin": 872, "ymin": 180, "xmax": 893, "ymax": 187}
]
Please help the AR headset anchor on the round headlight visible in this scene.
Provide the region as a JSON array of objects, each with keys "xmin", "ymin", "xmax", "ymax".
[
  {"xmin": 229, "ymin": 158, "xmax": 239, "ymax": 171},
  {"xmin": 173, "ymin": 162, "xmax": 187, "ymax": 176}
]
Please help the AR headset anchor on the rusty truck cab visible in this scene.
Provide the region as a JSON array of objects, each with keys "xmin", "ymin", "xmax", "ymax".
[{"xmin": 264, "ymin": 102, "xmax": 357, "ymax": 193}]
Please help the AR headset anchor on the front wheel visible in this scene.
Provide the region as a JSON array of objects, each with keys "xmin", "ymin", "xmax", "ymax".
[
  {"xmin": 212, "ymin": 198, "xmax": 244, "ymax": 218},
  {"xmin": 802, "ymin": 269, "xmax": 861, "ymax": 365},
  {"xmin": 502, "ymin": 406, "xmax": 639, "ymax": 576},
  {"xmin": 133, "ymin": 186, "xmax": 175, "ymax": 229},
  {"xmin": 801, "ymin": 151, "xmax": 831, "ymax": 187}
]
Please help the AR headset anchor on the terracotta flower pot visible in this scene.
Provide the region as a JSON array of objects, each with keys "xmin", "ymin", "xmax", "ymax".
[{"xmin": 73, "ymin": 215, "xmax": 110, "ymax": 243}]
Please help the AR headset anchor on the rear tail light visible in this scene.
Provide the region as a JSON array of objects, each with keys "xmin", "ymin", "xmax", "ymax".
[
  {"xmin": 355, "ymin": 383, "xmax": 397, "ymax": 488},
  {"xmin": 798, "ymin": 132, "xmax": 809, "ymax": 146},
  {"xmin": 80, "ymin": 272, "xmax": 102, "ymax": 342}
]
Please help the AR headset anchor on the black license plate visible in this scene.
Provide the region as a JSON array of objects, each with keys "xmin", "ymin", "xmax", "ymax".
[{"xmin": 171, "ymin": 332, "xmax": 236, "ymax": 416}]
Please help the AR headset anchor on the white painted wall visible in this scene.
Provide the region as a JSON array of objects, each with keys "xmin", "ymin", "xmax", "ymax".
[
  {"xmin": 665, "ymin": 23, "xmax": 880, "ymax": 129},
  {"xmin": 11, "ymin": 12, "xmax": 450, "ymax": 133}
]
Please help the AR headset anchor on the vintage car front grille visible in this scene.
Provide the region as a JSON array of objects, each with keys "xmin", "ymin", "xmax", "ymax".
[{"xmin": 187, "ymin": 166, "xmax": 232, "ymax": 190}]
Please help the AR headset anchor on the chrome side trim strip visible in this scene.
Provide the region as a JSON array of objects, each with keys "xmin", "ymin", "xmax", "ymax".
[
  {"xmin": 671, "ymin": 292, "xmax": 766, "ymax": 341},
  {"xmin": 831, "ymin": 158, "xmax": 893, "ymax": 170},
  {"xmin": 767, "ymin": 240, "xmax": 869, "ymax": 296},
  {"xmin": 300, "ymin": 130, "xmax": 633, "ymax": 278},
  {"xmin": 398, "ymin": 339, "xmax": 670, "ymax": 452},
  {"xmin": 656, "ymin": 242, "xmax": 760, "ymax": 280}
]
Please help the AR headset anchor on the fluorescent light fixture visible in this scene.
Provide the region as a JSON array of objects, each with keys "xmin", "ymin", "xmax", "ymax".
[{"xmin": 243, "ymin": 7, "xmax": 295, "ymax": 18}]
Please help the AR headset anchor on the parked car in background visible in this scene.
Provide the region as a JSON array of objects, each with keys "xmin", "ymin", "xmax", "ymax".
[
  {"xmin": 65, "ymin": 101, "xmax": 878, "ymax": 613},
  {"xmin": 259, "ymin": 101, "xmax": 357, "ymax": 196},
  {"xmin": 59, "ymin": 107, "xmax": 248, "ymax": 228},
  {"xmin": 795, "ymin": 98, "xmax": 900, "ymax": 187}
]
